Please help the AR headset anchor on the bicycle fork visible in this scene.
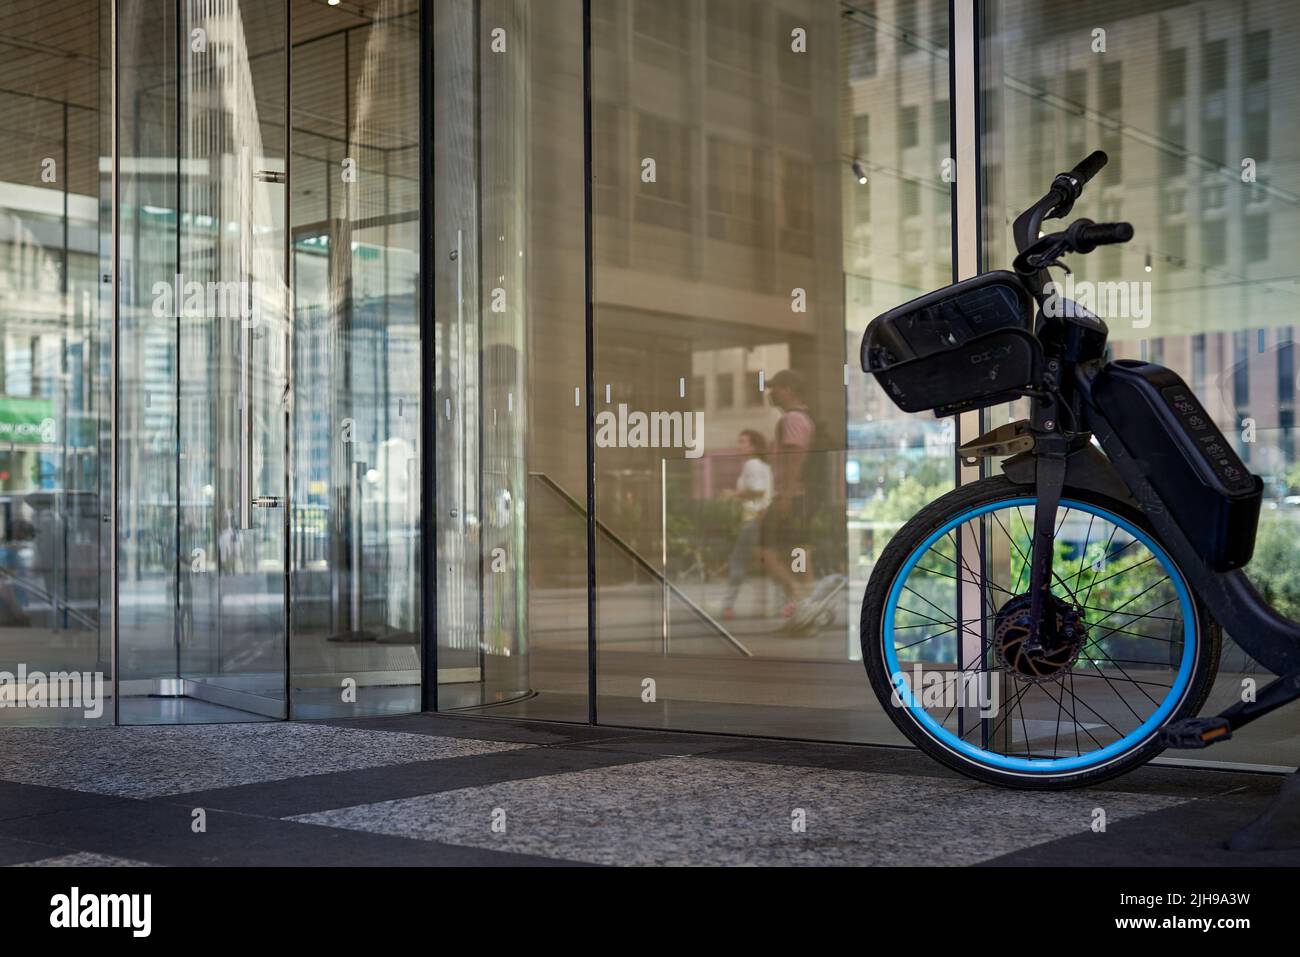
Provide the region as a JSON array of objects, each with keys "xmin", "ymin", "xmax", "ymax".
[{"xmin": 1025, "ymin": 434, "xmax": 1068, "ymax": 654}]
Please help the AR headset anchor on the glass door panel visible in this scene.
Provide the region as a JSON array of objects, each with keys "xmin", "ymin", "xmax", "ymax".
[
  {"xmin": 432, "ymin": 0, "xmax": 484, "ymax": 703},
  {"xmin": 116, "ymin": 0, "xmax": 288, "ymax": 722},
  {"xmin": 175, "ymin": 0, "xmax": 288, "ymax": 716},
  {"xmin": 287, "ymin": 0, "xmax": 423, "ymax": 718},
  {"xmin": 433, "ymin": 0, "xmax": 589, "ymax": 720}
]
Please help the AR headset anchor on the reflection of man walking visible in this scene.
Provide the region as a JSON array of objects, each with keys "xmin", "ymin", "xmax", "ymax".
[
  {"xmin": 721, "ymin": 430, "xmax": 772, "ymax": 620},
  {"xmin": 760, "ymin": 370, "xmax": 817, "ymax": 619}
]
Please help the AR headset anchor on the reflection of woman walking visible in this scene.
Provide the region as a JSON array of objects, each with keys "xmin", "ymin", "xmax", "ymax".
[{"xmin": 722, "ymin": 430, "xmax": 772, "ymax": 620}]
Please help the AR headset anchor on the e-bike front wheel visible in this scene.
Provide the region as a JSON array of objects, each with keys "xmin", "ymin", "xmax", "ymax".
[{"xmin": 861, "ymin": 476, "xmax": 1220, "ymax": 789}]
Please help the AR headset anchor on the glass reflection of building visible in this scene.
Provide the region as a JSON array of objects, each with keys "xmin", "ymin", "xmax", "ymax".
[{"xmin": 0, "ymin": 0, "xmax": 1297, "ymax": 770}]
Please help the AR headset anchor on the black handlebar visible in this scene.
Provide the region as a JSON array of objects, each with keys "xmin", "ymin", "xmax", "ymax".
[
  {"xmin": 1016, "ymin": 150, "xmax": 1109, "ymax": 255},
  {"xmin": 1047, "ymin": 150, "xmax": 1109, "ymax": 212},
  {"xmin": 1013, "ymin": 149, "xmax": 1116, "ymax": 286},
  {"xmin": 1069, "ymin": 150, "xmax": 1109, "ymax": 188},
  {"xmin": 1065, "ymin": 218, "xmax": 1133, "ymax": 253},
  {"xmin": 1014, "ymin": 217, "xmax": 1134, "ymax": 275}
]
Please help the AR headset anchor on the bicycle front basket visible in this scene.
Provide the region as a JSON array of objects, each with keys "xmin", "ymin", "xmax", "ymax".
[{"xmin": 860, "ymin": 270, "xmax": 1041, "ymax": 416}]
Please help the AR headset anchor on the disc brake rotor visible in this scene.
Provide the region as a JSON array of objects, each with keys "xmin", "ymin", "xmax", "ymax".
[{"xmin": 993, "ymin": 593, "xmax": 1089, "ymax": 683}]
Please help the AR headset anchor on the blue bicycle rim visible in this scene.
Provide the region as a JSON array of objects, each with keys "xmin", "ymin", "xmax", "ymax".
[{"xmin": 882, "ymin": 496, "xmax": 1196, "ymax": 775}]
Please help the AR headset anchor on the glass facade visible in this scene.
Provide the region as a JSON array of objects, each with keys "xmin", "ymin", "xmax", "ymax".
[
  {"xmin": 0, "ymin": 0, "xmax": 1293, "ymax": 769},
  {"xmin": 0, "ymin": 0, "xmax": 108, "ymax": 725},
  {"xmin": 590, "ymin": 0, "xmax": 953, "ymax": 740},
  {"xmin": 981, "ymin": 0, "xmax": 1300, "ymax": 768}
]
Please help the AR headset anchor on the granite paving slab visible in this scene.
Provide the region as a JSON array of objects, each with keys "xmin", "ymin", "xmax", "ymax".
[
  {"xmin": 292, "ymin": 755, "xmax": 1188, "ymax": 866},
  {"xmin": 14, "ymin": 851, "xmax": 157, "ymax": 867},
  {"xmin": 0, "ymin": 724, "xmax": 531, "ymax": 799}
]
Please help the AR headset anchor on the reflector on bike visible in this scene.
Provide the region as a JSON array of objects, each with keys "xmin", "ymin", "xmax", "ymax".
[{"xmin": 860, "ymin": 270, "xmax": 1040, "ymax": 416}]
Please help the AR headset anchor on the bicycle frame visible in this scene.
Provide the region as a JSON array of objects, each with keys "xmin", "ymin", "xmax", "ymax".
[
  {"xmin": 973, "ymin": 152, "xmax": 1300, "ymax": 745},
  {"xmin": 999, "ymin": 385, "xmax": 1300, "ymax": 680}
]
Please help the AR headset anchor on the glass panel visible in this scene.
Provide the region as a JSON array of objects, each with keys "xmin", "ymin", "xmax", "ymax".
[
  {"xmin": 0, "ymin": 0, "xmax": 109, "ymax": 725},
  {"xmin": 433, "ymin": 0, "xmax": 589, "ymax": 720},
  {"xmin": 980, "ymin": 0, "xmax": 1300, "ymax": 767},
  {"xmin": 116, "ymin": 0, "xmax": 181, "ymax": 717},
  {"xmin": 287, "ymin": 0, "xmax": 422, "ymax": 718},
  {"xmin": 117, "ymin": 0, "xmax": 288, "ymax": 722},
  {"xmin": 432, "ymin": 0, "xmax": 481, "ymax": 701},
  {"xmin": 592, "ymin": 0, "xmax": 953, "ymax": 738}
]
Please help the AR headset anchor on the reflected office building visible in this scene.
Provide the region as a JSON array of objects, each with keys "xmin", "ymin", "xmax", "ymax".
[{"xmin": 0, "ymin": 0, "xmax": 1297, "ymax": 769}]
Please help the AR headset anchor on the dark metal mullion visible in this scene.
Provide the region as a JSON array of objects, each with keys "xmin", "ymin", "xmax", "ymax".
[
  {"xmin": 110, "ymin": 0, "xmax": 120, "ymax": 725},
  {"xmin": 582, "ymin": 0, "xmax": 597, "ymax": 726},
  {"xmin": 970, "ymin": 3, "xmax": 991, "ymax": 749},
  {"xmin": 174, "ymin": 0, "xmax": 183, "ymax": 684},
  {"xmin": 474, "ymin": 0, "xmax": 486, "ymax": 689},
  {"xmin": 947, "ymin": 2, "xmax": 960, "ymax": 292},
  {"xmin": 972, "ymin": 9, "xmax": 987, "ymax": 754},
  {"xmin": 419, "ymin": 0, "xmax": 438, "ymax": 712},
  {"xmin": 283, "ymin": 0, "xmax": 294, "ymax": 718},
  {"xmin": 948, "ymin": 0, "xmax": 964, "ymax": 742},
  {"xmin": 60, "ymin": 100, "xmax": 71, "ymax": 633},
  {"xmin": 949, "ymin": 1, "xmax": 988, "ymax": 743}
]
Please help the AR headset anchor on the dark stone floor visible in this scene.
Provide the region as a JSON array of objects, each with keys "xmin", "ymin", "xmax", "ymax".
[{"xmin": 0, "ymin": 713, "xmax": 1295, "ymax": 866}]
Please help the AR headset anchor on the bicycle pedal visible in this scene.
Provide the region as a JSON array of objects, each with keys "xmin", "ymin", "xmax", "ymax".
[{"xmin": 1158, "ymin": 716, "xmax": 1233, "ymax": 749}]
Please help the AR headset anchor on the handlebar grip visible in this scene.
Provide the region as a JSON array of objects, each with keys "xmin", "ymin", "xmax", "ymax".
[
  {"xmin": 1078, "ymin": 221, "xmax": 1133, "ymax": 247},
  {"xmin": 1070, "ymin": 150, "xmax": 1109, "ymax": 186},
  {"xmin": 1066, "ymin": 218, "xmax": 1134, "ymax": 253}
]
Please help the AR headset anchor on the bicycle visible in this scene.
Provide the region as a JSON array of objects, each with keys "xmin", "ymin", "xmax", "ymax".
[{"xmin": 859, "ymin": 151, "xmax": 1300, "ymax": 790}]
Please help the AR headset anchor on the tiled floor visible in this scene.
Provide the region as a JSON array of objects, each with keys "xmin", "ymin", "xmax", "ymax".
[
  {"xmin": 0, "ymin": 723, "xmax": 529, "ymax": 798},
  {"xmin": 0, "ymin": 713, "xmax": 1295, "ymax": 866}
]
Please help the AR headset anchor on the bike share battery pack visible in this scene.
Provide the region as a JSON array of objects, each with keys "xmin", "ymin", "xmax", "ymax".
[
  {"xmin": 1093, "ymin": 359, "xmax": 1263, "ymax": 570},
  {"xmin": 861, "ymin": 271, "xmax": 1042, "ymax": 416}
]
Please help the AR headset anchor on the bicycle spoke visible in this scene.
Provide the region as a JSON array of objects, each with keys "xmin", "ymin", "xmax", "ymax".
[
  {"xmin": 893, "ymin": 614, "xmax": 994, "ymax": 631},
  {"xmin": 1079, "ymin": 554, "xmax": 1160, "ymax": 595},
  {"xmin": 1054, "ymin": 680, "xmax": 1131, "ymax": 739},
  {"xmin": 945, "ymin": 530, "xmax": 1016, "ymax": 606},
  {"xmin": 1016, "ymin": 685, "xmax": 1033, "ymax": 756},
  {"xmin": 992, "ymin": 507, "xmax": 1080, "ymax": 604},
  {"xmin": 1052, "ymin": 677, "xmax": 1064, "ymax": 757},
  {"xmin": 1084, "ymin": 581, "xmax": 1174, "ymax": 635},
  {"xmin": 1072, "ymin": 512, "xmax": 1096, "ymax": 597},
  {"xmin": 1046, "ymin": 675, "xmax": 1107, "ymax": 751},
  {"xmin": 1075, "ymin": 604, "xmax": 1178, "ymax": 623},
  {"xmin": 1071, "ymin": 657, "xmax": 1151, "ymax": 720},
  {"xmin": 899, "ymin": 586, "xmax": 960, "ymax": 628},
  {"xmin": 895, "ymin": 629, "xmax": 955, "ymax": 653},
  {"xmin": 1084, "ymin": 622, "xmax": 1177, "ymax": 644},
  {"xmin": 886, "ymin": 495, "xmax": 1192, "ymax": 771},
  {"xmin": 983, "ymin": 679, "xmax": 1034, "ymax": 744},
  {"xmin": 1080, "ymin": 525, "xmax": 1122, "ymax": 607},
  {"xmin": 1077, "ymin": 651, "xmax": 1170, "ymax": 705},
  {"xmin": 1013, "ymin": 506, "xmax": 1031, "ymax": 594},
  {"xmin": 1064, "ymin": 531, "xmax": 1140, "ymax": 592},
  {"xmin": 1086, "ymin": 596, "xmax": 1180, "ymax": 648}
]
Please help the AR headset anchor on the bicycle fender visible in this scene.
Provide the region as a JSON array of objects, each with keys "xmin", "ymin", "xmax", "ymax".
[{"xmin": 1000, "ymin": 442, "xmax": 1136, "ymax": 507}]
